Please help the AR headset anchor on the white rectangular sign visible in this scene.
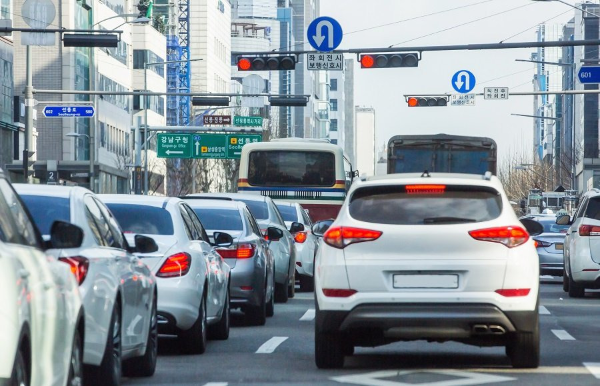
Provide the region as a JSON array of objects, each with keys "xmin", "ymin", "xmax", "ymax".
[
  {"xmin": 484, "ymin": 87, "xmax": 509, "ymax": 100},
  {"xmin": 450, "ymin": 94, "xmax": 475, "ymax": 106},
  {"xmin": 307, "ymin": 53, "xmax": 344, "ymax": 71}
]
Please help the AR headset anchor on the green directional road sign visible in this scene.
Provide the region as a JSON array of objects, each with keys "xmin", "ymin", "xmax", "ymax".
[
  {"xmin": 192, "ymin": 134, "xmax": 227, "ymax": 159},
  {"xmin": 157, "ymin": 134, "xmax": 192, "ymax": 158},
  {"xmin": 227, "ymin": 134, "xmax": 262, "ymax": 158},
  {"xmin": 234, "ymin": 116, "xmax": 263, "ymax": 127}
]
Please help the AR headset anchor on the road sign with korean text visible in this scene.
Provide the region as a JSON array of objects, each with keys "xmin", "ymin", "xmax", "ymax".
[
  {"xmin": 450, "ymin": 94, "xmax": 476, "ymax": 106},
  {"xmin": 484, "ymin": 87, "xmax": 509, "ymax": 100},
  {"xmin": 43, "ymin": 105, "xmax": 95, "ymax": 118},
  {"xmin": 203, "ymin": 115, "xmax": 231, "ymax": 125},
  {"xmin": 157, "ymin": 133, "xmax": 192, "ymax": 158},
  {"xmin": 193, "ymin": 134, "xmax": 227, "ymax": 159},
  {"xmin": 227, "ymin": 134, "xmax": 262, "ymax": 158},
  {"xmin": 307, "ymin": 52, "xmax": 344, "ymax": 71},
  {"xmin": 234, "ymin": 116, "xmax": 263, "ymax": 127}
]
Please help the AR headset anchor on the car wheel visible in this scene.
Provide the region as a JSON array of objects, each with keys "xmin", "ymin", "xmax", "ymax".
[
  {"xmin": 85, "ymin": 302, "xmax": 122, "ymax": 386},
  {"xmin": 67, "ymin": 331, "xmax": 84, "ymax": 386},
  {"xmin": 11, "ymin": 346, "xmax": 29, "ymax": 386},
  {"xmin": 300, "ymin": 275, "xmax": 315, "ymax": 292},
  {"xmin": 266, "ymin": 271, "xmax": 275, "ymax": 317},
  {"xmin": 122, "ymin": 294, "xmax": 157, "ymax": 377},
  {"xmin": 315, "ymin": 332, "xmax": 345, "ymax": 369},
  {"xmin": 209, "ymin": 290, "xmax": 230, "ymax": 340},
  {"xmin": 563, "ymin": 267, "xmax": 569, "ymax": 292},
  {"xmin": 568, "ymin": 273, "xmax": 585, "ymax": 298},
  {"xmin": 275, "ymin": 281, "xmax": 289, "ymax": 303},
  {"xmin": 179, "ymin": 295, "xmax": 207, "ymax": 355},
  {"xmin": 246, "ymin": 289, "xmax": 267, "ymax": 326},
  {"xmin": 507, "ymin": 325, "xmax": 540, "ymax": 368},
  {"xmin": 288, "ymin": 270, "xmax": 296, "ymax": 298}
]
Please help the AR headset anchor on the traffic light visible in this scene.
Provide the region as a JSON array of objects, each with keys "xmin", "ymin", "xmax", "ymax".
[
  {"xmin": 360, "ymin": 53, "xmax": 419, "ymax": 69},
  {"xmin": 406, "ymin": 96, "xmax": 448, "ymax": 107},
  {"xmin": 237, "ymin": 56, "xmax": 296, "ymax": 71},
  {"xmin": 192, "ymin": 97, "xmax": 230, "ymax": 106}
]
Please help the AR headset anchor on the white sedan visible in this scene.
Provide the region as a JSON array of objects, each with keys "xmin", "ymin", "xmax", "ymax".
[
  {"xmin": 15, "ymin": 184, "xmax": 159, "ymax": 385},
  {"xmin": 0, "ymin": 171, "xmax": 85, "ymax": 386}
]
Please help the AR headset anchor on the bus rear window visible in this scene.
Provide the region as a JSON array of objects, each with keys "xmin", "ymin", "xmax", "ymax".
[{"xmin": 248, "ymin": 151, "xmax": 335, "ymax": 187}]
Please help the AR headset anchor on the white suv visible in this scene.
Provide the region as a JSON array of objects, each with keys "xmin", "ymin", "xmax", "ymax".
[
  {"xmin": 559, "ymin": 188, "xmax": 600, "ymax": 298},
  {"xmin": 314, "ymin": 173, "xmax": 542, "ymax": 369}
]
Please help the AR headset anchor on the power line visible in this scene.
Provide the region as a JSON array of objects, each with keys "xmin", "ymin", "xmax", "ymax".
[{"xmin": 499, "ymin": 9, "xmax": 573, "ymax": 43}]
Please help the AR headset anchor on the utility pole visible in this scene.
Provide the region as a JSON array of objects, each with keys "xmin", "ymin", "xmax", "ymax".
[{"xmin": 23, "ymin": 45, "xmax": 33, "ymax": 182}]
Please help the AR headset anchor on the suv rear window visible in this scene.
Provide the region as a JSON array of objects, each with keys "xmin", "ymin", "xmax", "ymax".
[
  {"xmin": 349, "ymin": 185, "xmax": 502, "ymax": 225},
  {"xmin": 585, "ymin": 197, "xmax": 600, "ymax": 220},
  {"xmin": 105, "ymin": 204, "xmax": 174, "ymax": 235}
]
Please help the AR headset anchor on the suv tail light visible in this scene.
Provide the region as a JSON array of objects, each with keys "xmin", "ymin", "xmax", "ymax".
[
  {"xmin": 217, "ymin": 243, "xmax": 256, "ymax": 259},
  {"xmin": 59, "ymin": 256, "xmax": 89, "ymax": 285},
  {"xmin": 579, "ymin": 225, "xmax": 600, "ymax": 236},
  {"xmin": 322, "ymin": 289, "xmax": 357, "ymax": 297},
  {"xmin": 469, "ymin": 226, "xmax": 529, "ymax": 248},
  {"xmin": 323, "ymin": 226, "xmax": 382, "ymax": 249},
  {"xmin": 156, "ymin": 252, "xmax": 191, "ymax": 278},
  {"xmin": 294, "ymin": 231, "xmax": 308, "ymax": 243}
]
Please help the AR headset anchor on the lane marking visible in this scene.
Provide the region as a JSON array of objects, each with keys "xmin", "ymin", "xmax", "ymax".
[
  {"xmin": 539, "ymin": 306, "xmax": 551, "ymax": 315},
  {"xmin": 204, "ymin": 383, "xmax": 228, "ymax": 386},
  {"xmin": 584, "ymin": 363, "xmax": 600, "ymax": 379},
  {"xmin": 300, "ymin": 308, "xmax": 315, "ymax": 321},
  {"xmin": 256, "ymin": 336, "xmax": 288, "ymax": 354},
  {"xmin": 332, "ymin": 370, "xmax": 515, "ymax": 385},
  {"xmin": 552, "ymin": 329, "xmax": 575, "ymax": 341}
]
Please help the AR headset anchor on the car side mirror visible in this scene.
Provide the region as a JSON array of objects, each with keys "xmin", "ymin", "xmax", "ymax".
[
  {"xmin": 289, "ymin": 222, "xmax": 305, "ymax": 233},
  {"xmin": 556, "ymin": 214, "xmax": 571, "ymax": 226},
  {"xmin": 48, "ymin": 221, "xmax": 84, "ymax": 249},
  {"xmin": 213, "ymin": 232, "xmax": 234, "ymax": 247},
  {"xmin": 267, "ymin": 227, "xmax": 284, "ymax": 242},
  {"xmin": 519, "ymin": 218, "xmax": 544, "ymax": 237},
  {"xmin": 311, "ymin": 219, "xmax": 334, "ymax": 237},
  {"xmin": 134, "ymin": 235, "xmax": 159, "ymax": 253}
]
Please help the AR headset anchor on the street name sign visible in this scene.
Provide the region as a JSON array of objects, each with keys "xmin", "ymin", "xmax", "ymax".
[
  {"xmin": 43, "ymin": 105, "xmax": 95, "ymax": 118},
  {"xmin": 157, "ymin": 133, "xmax": 192, "ymax": 158},
  {"xmin": 450, "ymin": 94, "xmax": 476, "ymax": 106},
  {"xmin": 234, "ymin": 116, "xmax": 263, "ymax": 127},
  {"xmin": 203, "ymin": 115, "xmax": 231, "ymax": 125},
  {"xmin": 307, "ymin": 16, "xmax": 343, "ymax": 52},
  {"xmin": 484, "ymin": 87, "xmax": 509, "ymax": 100},
  {"xmin": 578, "ymin": 66, "xmax": 600, "ymax": 84},
  {"xmin": 307, "ymin": 53, "xmax": 343, "ymax": 71},
  {"xmin": 193, "ymin": 134, "xmax": 227, "ymax": 159},
  {"xmin": 452, "ymin": 70, "xmax": 476, "ymax": 94},
  {"xmin": 227, "ymin": 134, "xmax": 262, "ymax": 158}
]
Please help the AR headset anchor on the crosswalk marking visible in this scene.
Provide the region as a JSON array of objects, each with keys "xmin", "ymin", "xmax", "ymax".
[
  {"xmin": 256, "ymin": 336, "xmax": 288, "ymax": 353},
  {"xmin": 300, "ymin": 308, "xmax": 315, "ymax": 321},
  {"xmin": 552, "ymin": 329, "xmax": 575, "ymax": 341},
  {"xmin": 584, "ymin": 363, "xmax": 600, "ymax": 379},
  {"xmin": 539, "ymin": 306, "xmax": 550, "ymax": 315}
]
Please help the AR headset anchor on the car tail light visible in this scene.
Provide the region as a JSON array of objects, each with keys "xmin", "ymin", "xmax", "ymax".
[
  {"xmin": 216, "ymin": 244, "xmax": 256, "ymax": 259},
  {"xmin": 405, "ymin": 184, "xmax": 446, "ymax": 194},
  {"xmin": 323, "ymin": 226, "xmax": 382, "ymax": 249},
  {"xmin": 579, "ymin": 225, "xmax": 600, "ymax": 236},
  {"xmin": 468, "ymin": 226, "xmax": 529, "ymax": 248},
  {"xmin": 533, "ymin": 239, "xmax": 552, "ymax": 248},
  {"xmin": 156, "ymin": 252, "xmax": 191, "ymax": 278},
  {"xmin": 495, "ymin": 289, "xmax": 530, "ymax": 297},
  {"xmin": 322, "ymin": 289, "xmax": 357, "ymax": 297},
  {"xmin": 294, "ymin": 231, "xmax": 308, "ymax": 243},
  {"xmin": 59, "ymin": 256, "xmax": 89, "ymax": 285}
]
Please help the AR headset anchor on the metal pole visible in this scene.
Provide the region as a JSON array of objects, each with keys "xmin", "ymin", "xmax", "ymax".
[
  {"xmin": 24, "ymin": 45, "xmax": 33, "ymax": 183},
  {"xmin": 135, "ymin": 116, "xmax": 142, "ymax": 194},
  {"xmin": 144, "ymin": 64, "xmax": 149, "ymax": 195}
]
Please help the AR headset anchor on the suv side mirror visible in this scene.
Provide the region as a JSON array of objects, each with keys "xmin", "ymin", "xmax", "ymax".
[
  {"xmin": 556, "ymin": 214, "xmax": 571, "ymax": 226},
  {"xmin": 48, "ymin": 221, "xmax": 84, "ymax": 249},
  {"xmin": 267, "ymin": 227, "xmax": 284, "ymax": 242},
  {"xmin": 519, "ymin": 218, "xmax": 544, "ymax": 237},
  {"xmin": 134, "ymin": 234, "xmax": 159, "ymax": 253},
  {"xmin": 213, "ymin": 232, "xmax": 234, "ymax": 247},
  {"xmin": 312, "ymin": 219, "xmax": 334, "ymax": 237},
  {"xmin": 289, "ymin": 222, "xmax": 305, "ymax": 233}
]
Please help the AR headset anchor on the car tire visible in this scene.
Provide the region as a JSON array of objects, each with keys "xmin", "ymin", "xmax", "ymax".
[
  {"xmin": 568, "ymin": 273, "xmax": 585, "ymax": 298},
  {"xmin": 85, "ymin": 302, "xmax": 122, "ymax": 386},
  {"xmin": 209, "ymin": 290, "xmax": 230, "ymax": 340},
  {"xmin": 315, "ymin": 332, "xmax": 345, "ymax": 369},
  {"xmin": 122, "ymin": 294, "xmax": 157, "ymax": 377},
  {"xmin": 563, "ymin": 267, "xmax": 569, "ymax": 292},
  {"xmin": 246, "ymin": 290, "xmax": 267, "ymax": 326},
  {"xmin": 266, "ymin": 271, "xmax": 275, "ymax": 317},
  {"xmin": 299, "ymin": 275, "xmax": 315, "ymax": 292},
  {"xmin": 507, "ymin": 326, "xmax": 540, "ymax": 368},
  {"xmin": 67, "ymin": 331, "xmax": 84, "ymax": 386},
  {"xmin": 288, "ymin": 270, "xmax": 296, "ymax": 298},
  {"xmin": 11, "ymin": 346, "xmax": 29, "ymax": 386},
  {"xmin": 275, "ymin": 278, "xmax": 289, "ymax": 303},
  {"xmin": 179, "ymin": 296, "xmax": 207, "ymax": 355}
]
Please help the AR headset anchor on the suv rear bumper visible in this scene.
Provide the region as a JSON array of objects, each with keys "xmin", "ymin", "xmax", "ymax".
[{"xmin": 316, "ymin": 303, "xmax": 538, "ymax": 341}]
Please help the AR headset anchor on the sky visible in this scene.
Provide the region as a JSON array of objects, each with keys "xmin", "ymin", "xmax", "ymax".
[{"xmin": 318, "ymin": 0, "xmax": 583, "ymax": 164}]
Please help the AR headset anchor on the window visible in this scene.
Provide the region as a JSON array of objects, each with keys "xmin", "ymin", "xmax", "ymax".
[
  {"xmin": 19, "ymin": 195, "xmax": 71, "ymax": 236},
  {"xmin": 192, "ymin": 208, "xmax": 243, "ymax": 231},
  {"xmin": 330, "ymin": 119, "xmax": 338, "ymax": 131},
  {"xmin": 244, "ymin": 208, "xmax": 262, "ymax": 236},
  {"xmin": 0, "ymin": 180, "xmax": 39, "ymax": 247},
  {"xmin": 84, "ymin": 195, "xmax": 114, "ymax": 246},
  {"xmin": 331, "ymin": 99, "xmax": 338, "ymax": 111},
  {"xmin": 248, "ymin": 151, "xmax": 336, "ymax": 187},
  {"xmin": 276, "ymin": 204, "xmax": 298, "ymax": 222},
  {"xmin": 179, "ymin": 205, "xmax": 199, "ymax": 240},
  {"xmin": 133, "ymin": 50, "xmax": 165, "ymax": 77},
  {"xmin": 330, "ymin": 79, "xmax": 338, "ymax": 91},
  {"xmin": 184, "ymin": 205, "xmax": 209, "ymax": 241},
  {"xmin": 94, "ymin": 198, "xmax": 125, "ymax": 249},
  {"xmin": 237, "ymin": 200, "xmax": 269, "ymax": 220},
  {"xmin": 105, "ymin": 204, "xmax": 174, "ymax": 235}
]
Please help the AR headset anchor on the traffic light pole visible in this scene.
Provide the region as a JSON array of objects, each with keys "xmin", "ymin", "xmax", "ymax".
[{"xmin": 23, "ymin": 46, "xmax": 33, "ymax": 182}]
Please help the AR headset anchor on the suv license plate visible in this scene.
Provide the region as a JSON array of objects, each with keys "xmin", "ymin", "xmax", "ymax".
[
  {"xmin": 393, "ymin": 274, "xmax": 459, "ymax": 289},
  {"xmin": 556, "ymin": 243, "xmax": 564, "ymax": 250}
]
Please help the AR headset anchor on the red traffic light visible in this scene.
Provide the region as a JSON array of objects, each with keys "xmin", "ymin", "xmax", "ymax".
[
  {"xmin": 360, "ymin": 55, "xmax": 375, "ymax": 68},
  {"xmin": 238, "ymin": 58, "xmax": 252, "ymax": 71},
  {"xmin": 406, "ymin": 96, "xmax": 448, "ymax": 107},
  {"xmin": 360, "ymin": 53, "xmax": 419, "ymax": 69},
  {"xmin": 236, "ymin": 56, "xmax": 296, "ymax": 71},
  {"xmin": 407, "ymin": 97, "xmax": 418, "ymax": 107}
]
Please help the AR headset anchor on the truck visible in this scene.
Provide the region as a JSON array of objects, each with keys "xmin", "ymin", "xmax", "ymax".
[{"xmin": 387, "ymin": 134, "xmax": 498, "ymax": 175}]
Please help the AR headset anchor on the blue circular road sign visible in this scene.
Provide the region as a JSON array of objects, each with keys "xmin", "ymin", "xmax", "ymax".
[
  {"xmin": 307, "ymin": 16, "xmax": 343, "ymax": 52},
  {"xmin": 451, "ymin": 70, "xmax": 476, "ymax": 94}
]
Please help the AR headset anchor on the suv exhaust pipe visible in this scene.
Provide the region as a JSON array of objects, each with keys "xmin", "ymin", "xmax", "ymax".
[{"xmin": 472, "ymin": 324, "xmax": 506, "ymax": 335}]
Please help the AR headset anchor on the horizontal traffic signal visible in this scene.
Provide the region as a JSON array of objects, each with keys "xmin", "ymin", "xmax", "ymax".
[
  {"xmin": 406, "ymin": 97, "xmax": 448, "ymax": 107},
  {"xmin": 237, "ymin": 56, "xmax": 296, "ymax": 71},
  {"xmin": 192, "ymin": 97, "xmax": 230, "ymax": 106},
  {"xmin": 360, "ymin": 53, "xmax": 419, "ymax": 69}
]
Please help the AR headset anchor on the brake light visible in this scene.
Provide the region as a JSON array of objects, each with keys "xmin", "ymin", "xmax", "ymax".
[
  {"xmin": 216, "ymin": 244, "xmax": 256, "ymax": 259},
  {"xmin": 294, "ymin": 231, "xmax": 307, "ymax": 243},
  {"xmin": 322, "ymin": 289, "xmax": 357, "ymax": 297},
  {"xmin": 533, "ymin": 239, "xmax": 552, "ymax": 248},
  {"xmin": 405, "ymin": 184, "xmax": 446, "ymax": 194},
  {"xmin": 59, "ymin": 256, "xmax": 89, "ymax": 285},
  {"xmin": 156, "ymin": 252, "xmax": 191, "ymax": 278},
  {"xmin": 495, "ymin": 289, "xmax": 531, "ymax": 297},
  {"xmin": 579, "ymin": 225, "xmax": 600, "ymax": 236},
  {"xmin": 469, "ymin": 226, "xmax": 529, "ymax": 248},
  {"xmin": 323, "ymin": 226, "xmax": 382, "ymax": 249}
]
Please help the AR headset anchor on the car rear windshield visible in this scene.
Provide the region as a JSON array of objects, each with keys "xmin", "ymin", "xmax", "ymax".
[
  {"xmin": 535, "ymin": 218, "xmax": 569, "ymax": 233},
  {"xmin": 19, "ymin": 195, "xmax": 71, "ymax": 235},
  {"xmin": 105, "ymin": 204, "xmax": 174, "ymax": 235},
  {"xmin": 349, "ymin": 185, "xmax": 502, "ymax": 225},
  {"xmin": 192, "ymin": 208, "xmax": 243, "ymax": 231},
  {"xmin": 237, "ymin": 199, "xmax": 269, "ymax": 220},
  {"xmin": 585, "ymin": 197, "xmax": 600, "ymax": 220},
  {"xmin": 276, "ymin": 205, "xmax": 298, "ymax": 222}
]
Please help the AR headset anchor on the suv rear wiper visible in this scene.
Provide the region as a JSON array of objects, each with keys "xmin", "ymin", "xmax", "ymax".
[{"xmin": 423, "ymin": 217, "xmax": 476, "ymax": 224}]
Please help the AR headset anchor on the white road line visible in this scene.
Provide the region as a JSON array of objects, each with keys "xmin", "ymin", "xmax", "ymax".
[
  {"xmin": 584, "ymin": 363, "xmax": 600, "ymax": 379},
  {"xmin": 204, "ymin": 383, "xmax": 228, "ymax": 386},
  {"xmin": 300, "ymin": 308, "xmax": 315, "ymax": 321},
  {"xmin": 552, "ymin": 329, "xmax": 576, "ymax": 341},
  {"xmin": 256, "ymin": 336, "xmax": 288, "ymax": 354},
  {"xmin": 539, "ymin": 305, "xmax": 551, "ymax": 315},
  {"xmin": 332, "ymin": 370, "xmax": 515, "ymax": 385}
]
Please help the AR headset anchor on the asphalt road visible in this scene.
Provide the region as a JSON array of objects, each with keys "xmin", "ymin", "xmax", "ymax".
[{"xmin": 124, "ymin": 277, "xmax": 600, "ymax": 386}]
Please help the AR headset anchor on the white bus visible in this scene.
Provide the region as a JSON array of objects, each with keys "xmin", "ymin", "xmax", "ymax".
[{"xmin": 238, "ymin": 138, "xmax": 355, "ymax": 221}]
